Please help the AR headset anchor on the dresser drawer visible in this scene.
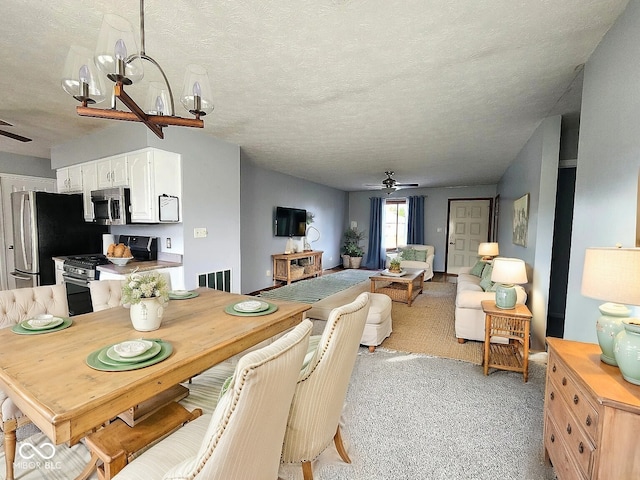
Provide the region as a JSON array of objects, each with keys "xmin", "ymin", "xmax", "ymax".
[
  {"xmin": 548, "ymin": 352, "xmax": 599, "ymax": 443},
  {"xmin": 546, "ymin": 379, "xmax": 595, "ymax": 478},
  {"xmin": 544, "ymin": 413, "xmax": 588, "ymax": 480}
]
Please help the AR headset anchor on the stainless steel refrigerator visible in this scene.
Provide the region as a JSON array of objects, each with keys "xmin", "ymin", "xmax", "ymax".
[{"xmin": 10, "ymin": 191, "xmax": 108, "ymax": 288}]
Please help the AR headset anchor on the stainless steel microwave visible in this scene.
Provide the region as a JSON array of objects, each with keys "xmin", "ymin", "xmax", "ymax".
[{"xmin": 90, "ymin": 187, "xmax": 131, "ymax": 225}]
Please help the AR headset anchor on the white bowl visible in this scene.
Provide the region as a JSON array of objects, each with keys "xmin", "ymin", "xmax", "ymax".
[
  {"xmin": 28, "ymin": 314, "xmax": 55, "ymax": 327},
  {"xmin": 108, "ymin": 256, "xmax": 134, "ymax": 266},
  {"xmin": 113, "ymin": 340, "xmax": 153, "ymax": 358}
]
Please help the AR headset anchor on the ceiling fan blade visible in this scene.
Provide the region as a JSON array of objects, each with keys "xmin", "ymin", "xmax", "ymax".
[
  {"xmin": 396, "ymin": 183, "xmax": 419, "ymax": 187},
  {"xmin": 0, "ymin": 120, "xmax": 12, "ymax": 127},
  {"xmin": 0, "ymin": 129, "xmax": 32, "ymax": 143}
]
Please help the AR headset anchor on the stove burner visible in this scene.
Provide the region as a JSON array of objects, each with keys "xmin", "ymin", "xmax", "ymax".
[{"xmin": 64, "ymin": 254, "xmax": 108, "ymax": 268}]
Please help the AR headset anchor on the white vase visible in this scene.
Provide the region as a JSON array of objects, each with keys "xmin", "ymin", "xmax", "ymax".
[{"xmin": 129, "ymin": 298, "xmax": 164, "ymax": 331}]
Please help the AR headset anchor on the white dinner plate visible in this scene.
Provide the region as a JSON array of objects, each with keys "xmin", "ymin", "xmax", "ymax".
[
  {"xmin": 233, "ymin": 300, "xmax": 269, "ymax": 313},
  {"xmin": 112, "ymin": 339, "xmax": 154, "ymax": 358},
  {"xmin": 21, "ymin": 317, "xmax": 64, "ymax": 331}
]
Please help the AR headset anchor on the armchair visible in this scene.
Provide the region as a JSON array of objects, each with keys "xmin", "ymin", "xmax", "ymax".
[
  {"xmin": 386, "ymin": 244, "xmax": 434, "ymax": 281},
  {"xmin": 0, "ymin": 284, "xmax": 69, "ymax": 480}
]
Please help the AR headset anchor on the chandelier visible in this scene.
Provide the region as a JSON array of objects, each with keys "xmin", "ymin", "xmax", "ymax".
[{"xmin": 61, "ymin": 0, "xmax": 213, "ymax": 139}]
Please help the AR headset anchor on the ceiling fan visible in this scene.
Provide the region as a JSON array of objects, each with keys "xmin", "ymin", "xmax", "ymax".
[
  {"xmin": 366, "ymin": 171, "xmax": 418, "ymax": 194},
  {"xmin": 0, "ymin": 120, "xmax": 32, "ymax": 143}
]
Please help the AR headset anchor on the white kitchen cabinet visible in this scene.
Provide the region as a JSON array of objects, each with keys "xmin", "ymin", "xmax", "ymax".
[
  {"xmin": 81, "ymin": 161, "xmax": 98, "ymax": 221},
  {"xmin": 96, "ymin": 154, "xmax": 128, "ymax": 189},
  {"xmin": 127, "ymin": 148, "xmax": 182, "ymax": 223},
  {"xmin": 56, "ymin": 164, "xmax": 83, "ymax": 193}
]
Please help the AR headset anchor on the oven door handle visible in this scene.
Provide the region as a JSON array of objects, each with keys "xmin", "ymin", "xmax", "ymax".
[{"xmin": 62, "ymin": 274, "xmax": 90, "ymax": 287}]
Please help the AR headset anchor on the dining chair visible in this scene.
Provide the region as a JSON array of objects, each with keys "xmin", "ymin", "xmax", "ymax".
[
  {"xmin": 111, "ymin": 319, "xmax": 313, "ymax": 480},
  {"xmin": 281, "ymin": 292, "xmax": 371, "ymax": 480},
  {"xmin": 89, "ymin": 279, "xmax": 125, "ymax": 311},
  {"xmin": 0, "ymin": 283, "xmax": 69, "ymax": 480}
]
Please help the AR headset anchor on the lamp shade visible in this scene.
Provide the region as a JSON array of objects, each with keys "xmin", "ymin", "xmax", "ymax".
[
  {"xmin": 491, "ymin": 257, "xmax": 527, "ymax": 285},
  {"xmin": 581, "ymin": 247, "xmax": 640, "ymax": 306},
  {"xmin": 478, "ymin": 242, "xmax": 499, "ymax": 257}
]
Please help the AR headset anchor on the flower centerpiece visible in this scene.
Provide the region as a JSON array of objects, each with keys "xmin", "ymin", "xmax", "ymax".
[
  {"xmin": 389, "ymin": 257, "xmax": 402, "ymax": 273},
  {"xmin": 122, "ymin": 270, "xmax": 169, "ymax": 331}
]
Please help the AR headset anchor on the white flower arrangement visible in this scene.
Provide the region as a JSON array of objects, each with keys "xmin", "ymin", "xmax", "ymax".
[{"xmin": 121, "ymin": 270, "xmax": 169, "ymax": 305}]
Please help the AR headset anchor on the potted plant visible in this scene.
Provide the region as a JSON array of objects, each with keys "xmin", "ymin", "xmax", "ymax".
[
  {"xmin": 122, "ymin": 270, "xmax": 170, "ymax": 331},
  {"xmin": 389, "ymin": 257, "xmax": 402, "ymax": 273},
  {"xmin": 342, "ymin": 227, "xmax": 366, "ymax": 268}
]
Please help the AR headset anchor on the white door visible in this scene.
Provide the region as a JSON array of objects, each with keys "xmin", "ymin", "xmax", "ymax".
[
  {"xmin": 0, "ymin": 175, "xmax": 56, "ymax": 290},
  {"xmin": 446, "ymin": 199, "xmax": 491, "ymax": 275}
]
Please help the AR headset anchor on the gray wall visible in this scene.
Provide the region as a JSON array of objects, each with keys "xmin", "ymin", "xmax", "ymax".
[
  {"xmin": 240, "ymin": 160, "xmax": 348, "ymax": 294},
  {"xmin": 52, "ymin": 123, "xmax": 241, "ymax": 292},
  {"xmin": 564, "ymin": 0, "xmax": 640, "ymax": 343},
  {"xmin": 348, "ymin": 184, "xmax": 497, "ymax": 273},
  {"xmin": 496, "ymin": 116, "xmax": 561, "ymax": 350},
  {"xmin": 0, "ymin": 152, "xmax": 55, "ymax": 178}
]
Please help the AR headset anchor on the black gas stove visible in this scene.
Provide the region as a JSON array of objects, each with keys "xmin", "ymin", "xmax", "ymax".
[{"xmin": 63, "ymin": 254, "xmax": 109, "ymax": 283}]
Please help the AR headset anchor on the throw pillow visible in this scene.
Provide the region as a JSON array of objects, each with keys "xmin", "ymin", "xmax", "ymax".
[
  {"xmin": 479, "ymin": 275, "xmax": 494, "ymax": 292},
  {"xmin": 414, "ymin": 249, "xmax": 427, "ymax": 262},
  {"xmin": 481, "ymin": 263, "xmax": 493, "ymax": 280},
  {"xmin": 470, "ymin": 261, "xmax": 485, "ymax": 277},
  {"xmin": 401, "ymin": 248, "xmax": 416, "ymax": 261}
]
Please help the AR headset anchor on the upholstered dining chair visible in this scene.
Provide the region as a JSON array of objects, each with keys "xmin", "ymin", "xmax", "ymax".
[
  {"xmin": 89, "ymin": 279, "xmax": 125, "ymax": 311},
  {"xmin": 281, "ymin": 292, "xmax": 371, "ymax": 480},
  {"xmin": 0, "ymin": 283, "xmax": 69, "ymax": 480},
  {"xmin": 111, "ymin": 319, "xmax": 313, "ymax": 480}
]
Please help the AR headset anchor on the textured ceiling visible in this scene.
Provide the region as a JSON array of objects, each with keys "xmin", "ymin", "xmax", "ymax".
[{"xmin": 0, "ymin": 0, "xmax": 629, "ymax": 191}]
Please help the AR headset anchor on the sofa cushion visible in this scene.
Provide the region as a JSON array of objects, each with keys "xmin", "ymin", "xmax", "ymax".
[
  {"xmin": 414, "ymin": 249, "xmax": 427, "ymax": 262},
  {"xmin": 469, "ymin": 261, "xmax": 486, "ymax": 277},
  {"xmin": 400, "ymin": 248, "xmax": 416, "ymax": 261}
]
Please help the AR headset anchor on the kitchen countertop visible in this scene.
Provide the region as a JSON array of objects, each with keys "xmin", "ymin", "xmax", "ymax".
[{"xmin": 97, "ymin": 259, "xmax": 182, "ymax": 276}]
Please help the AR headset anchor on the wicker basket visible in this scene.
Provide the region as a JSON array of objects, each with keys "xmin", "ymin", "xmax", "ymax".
[{"xmin": 290, "ymin": 265, "xmax": 305, "ymax": 280}]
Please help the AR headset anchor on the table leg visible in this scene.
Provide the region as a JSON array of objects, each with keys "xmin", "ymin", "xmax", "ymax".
[
  {"xmin": 483, "ymin": 313, "xmax": 491, "ymax": 376},
  {"xmin": 523, "ymin": 320, "xmax": 530, "ymax": 382},
  {"xmin": 407, "ymin": 281, "xmax": 414, "ymax": 306},
  {"xmin": 370, "ymin": 280, "xmax": 375, "ymax": 293}
]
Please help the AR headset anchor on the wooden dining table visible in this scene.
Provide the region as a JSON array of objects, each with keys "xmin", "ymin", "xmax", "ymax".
[{"xmin": 0, "ymin": 288, "xmax": 309, "ymax": 446}]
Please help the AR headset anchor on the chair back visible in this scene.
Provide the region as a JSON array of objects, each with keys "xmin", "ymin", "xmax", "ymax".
[
  {"xmin": 281, "ymin": 292, "xmax": 370, "ymax": 464},
  {"xmin": 164, "ymin": 319, "xmax": 313, "ymax": 480},
  {"xmin": 0, "ymin": 284, "xmax": 69, "ymax": 329},
  {"xmin": 89, "ymin": 280, "xmax": 124, "ymax": 311}
]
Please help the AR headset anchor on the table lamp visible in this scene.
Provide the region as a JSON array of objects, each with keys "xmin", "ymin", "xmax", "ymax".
[
  {"xmin": 490, "ymin": 257, "xmax": 527, "ymax": 309},
  {"xmin": 581, "ymin": 247, "xmax": 640, "ymax": 366},
  {"xmin": 478, "ymin": 242, "xmax": 499, "ymax": 261}
]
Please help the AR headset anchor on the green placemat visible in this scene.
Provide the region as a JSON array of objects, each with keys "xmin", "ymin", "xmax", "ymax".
[
  {"xmin": 224, "ymin": 301, "xmax": 278, "ymax": 317},
  {"xmin": 168, "ymin": 291, "xmax": 199, "ymax": 300},
  {"xmin": 11, "ymin": 318, "xmax": 73, "ymax": 335},
  {"xmin": 86, "ymin": 340, "xmax": 173, "ymax": 371}
]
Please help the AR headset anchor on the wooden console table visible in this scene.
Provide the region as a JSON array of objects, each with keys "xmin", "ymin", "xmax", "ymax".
[
  {"xmin": 272, "ymin": 250, "xmax": 323, "ymax": 284},
  {"xmin": 544, "ymin": 337, "xmax": 640, "ymax": 480}
]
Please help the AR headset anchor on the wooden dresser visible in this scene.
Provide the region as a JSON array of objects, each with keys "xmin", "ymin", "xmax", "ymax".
[{"xmin": 544, "ymin": 338, "xmax": 640, "ymax": 480}]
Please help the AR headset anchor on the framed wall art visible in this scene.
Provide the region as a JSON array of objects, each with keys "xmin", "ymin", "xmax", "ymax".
[{"xmin": 512, "ymin": 193, "xmax": 529, "ymax": 247}]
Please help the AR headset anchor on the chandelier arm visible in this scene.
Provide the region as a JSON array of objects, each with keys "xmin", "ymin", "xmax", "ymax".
[
  {"xmin": 114, "ymin": 83, "xmax": 164, "ymax": 138},
  {"xmin": 139, "ymin": 54, "xmax": 176, "ymax": 116}
]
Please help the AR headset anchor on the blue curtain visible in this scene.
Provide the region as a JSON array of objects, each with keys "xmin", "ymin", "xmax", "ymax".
[
  {"xmin": 364, "ymin": 197, "xmax": 386, "ymax": 269},
  {"xmin": 407, "ymin": 195, "xmax": 425, "ymax": 244}
]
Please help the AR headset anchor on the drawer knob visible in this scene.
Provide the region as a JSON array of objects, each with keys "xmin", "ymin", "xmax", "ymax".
[
  {"xmin": 586, "ymin": 415, "xmax": 592, "ymax": 426},
  {"xmin": 573, "ymin": 394, "xmax": 579, "ymax": 405},
  {"xmin": 550, "ymin": 392, "xmax": 555, "ymax": 401},
  {"xmin": 550, "ymin": 434, "xmax": 555, "ymax": 443},
  {"xmin": 578, "ymin": 442, "xmax": 584, "ymax": 454},
  {"xmin": 562, "ymin": 377, "xmax": 567, "ymax": 386},
  {"xmin": 552, "ymin": 364, "xmax": 557, "ymax": 373},
  {"xmin": 567, "ymin": 424, "xmax": 572, "ymax": 434}
]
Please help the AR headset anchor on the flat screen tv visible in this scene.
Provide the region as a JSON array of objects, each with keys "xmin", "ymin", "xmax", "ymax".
[{"xmin": 275, "ymin": 206, "xmax": 307, "ymax": 237}]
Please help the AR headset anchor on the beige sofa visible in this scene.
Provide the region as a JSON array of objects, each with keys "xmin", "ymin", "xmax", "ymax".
[
  {"xmin": 386, "ymin": 245, "xmax": 434, "ymax": 281},
  {"xmin": 455, "ymin": 264, "xmax": 527, "ymax": 343}
]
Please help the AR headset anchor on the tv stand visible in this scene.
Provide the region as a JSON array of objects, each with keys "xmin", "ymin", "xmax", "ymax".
[{"xmin": 272, "ymin": 250, "xmax": 323, "ymax": 285}]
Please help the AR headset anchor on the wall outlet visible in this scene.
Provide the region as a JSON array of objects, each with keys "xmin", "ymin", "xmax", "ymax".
[
  {"xmin": 194, "ymin": 227, "xmax": 208, "ymax": 238},
  {"xmin": 266, "ymin": 270, "xmax": 271, "ymax": 277},
  {"xmin": 166, "ymin": 237, "xmax": 172, "ymax": 249}
]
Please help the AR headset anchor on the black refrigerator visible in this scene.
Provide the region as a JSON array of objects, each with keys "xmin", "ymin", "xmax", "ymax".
[{"xmin": 10, "ymin": 191, "xmax": 108, "ymax": 288}]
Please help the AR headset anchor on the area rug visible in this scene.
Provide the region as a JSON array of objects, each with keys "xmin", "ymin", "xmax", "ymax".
[
  {"xmin": 1, "ymin": 350, "xmax": 555, "ymax": 480},
  {"xmin": 259, "ymin": 269, "xmax": 375, "ymax": 303},
  {"xmin": 379, "ymin": 281, "xmax": 484, "ymax": 365}
]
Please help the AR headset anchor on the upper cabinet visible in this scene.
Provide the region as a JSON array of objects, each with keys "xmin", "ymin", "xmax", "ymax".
[
  {"xmin": 56, "ymin": 164, "xmax": 83, "ymax": 193},
  {"xmin": 128, "ymin": 148, "xmax": 182, "ymax": 223},
  {"xmin": 96, "ymin": 154, "xmax": 128, "ymax": 189}
]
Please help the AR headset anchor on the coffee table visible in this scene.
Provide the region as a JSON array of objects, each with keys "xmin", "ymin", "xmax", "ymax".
[{"xmin": 370, "ymin": 268, "xmax": 424, "ymax": 306}]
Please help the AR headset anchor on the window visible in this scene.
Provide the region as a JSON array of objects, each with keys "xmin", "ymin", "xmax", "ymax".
[{"xmin": 384, "ymin": 199, "xmax": 407, "ymax": 250}]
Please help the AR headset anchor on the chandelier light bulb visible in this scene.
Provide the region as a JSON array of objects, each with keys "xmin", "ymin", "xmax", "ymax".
[
  {"xmin": 78, "ymin": 64, "xmax": 90, "ymax": 98},
  {"xmin": 155, "ymin": 96, "xmax": 164, "ymax": 115},
  {"xmin": 192, "ymin": 81, "xmax": 202, "ymax": 112}
]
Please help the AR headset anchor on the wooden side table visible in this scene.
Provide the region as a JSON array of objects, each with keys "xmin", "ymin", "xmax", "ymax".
[{"xmin": 481, "ymin": 300, "xmax": 532, "ymax": 382}]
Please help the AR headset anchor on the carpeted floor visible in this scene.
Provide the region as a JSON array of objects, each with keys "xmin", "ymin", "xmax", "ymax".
[{"xmin": 380, "ymin": 281, "xmax": 484, "ymax": 364}]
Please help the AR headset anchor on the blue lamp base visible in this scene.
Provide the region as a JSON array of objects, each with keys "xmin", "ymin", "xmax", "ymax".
[{"xmin": 495, "ymin": 283, "xmax": 517, "ymax": 309}]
